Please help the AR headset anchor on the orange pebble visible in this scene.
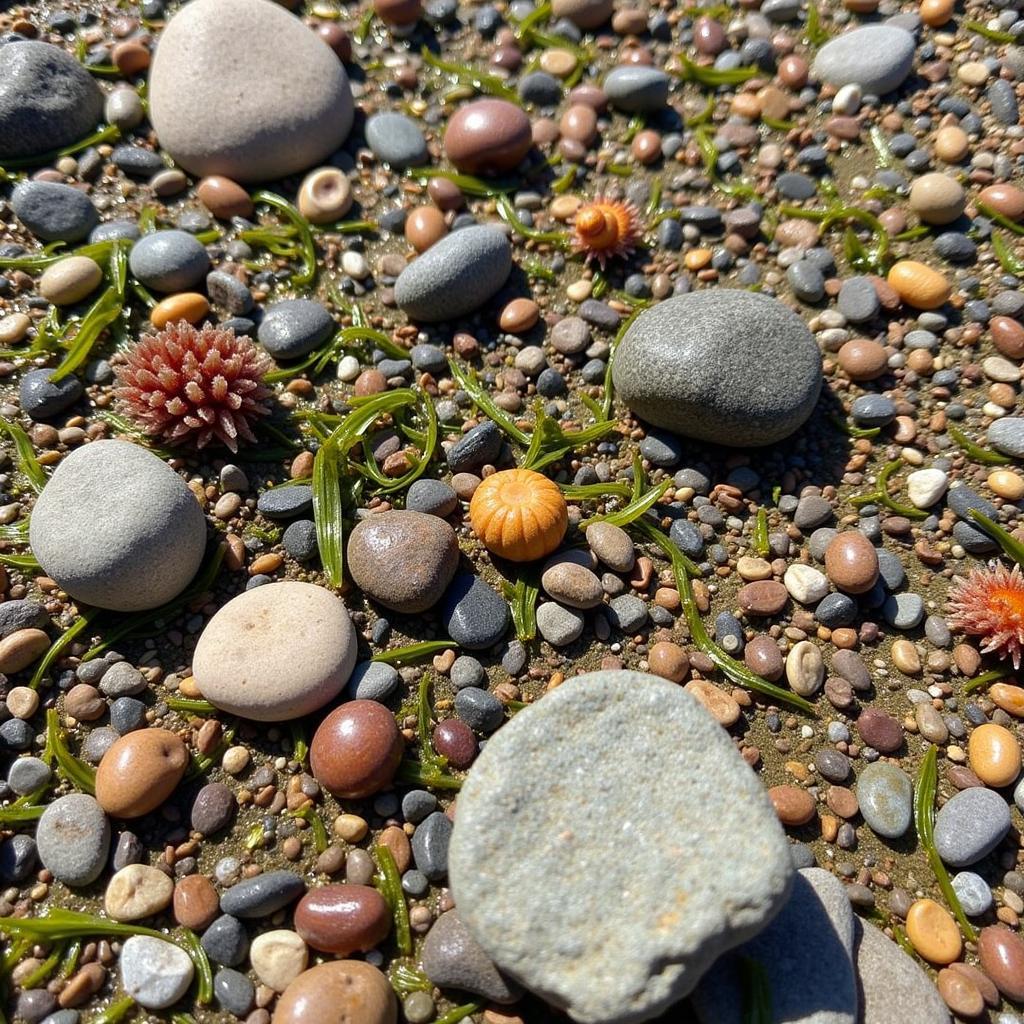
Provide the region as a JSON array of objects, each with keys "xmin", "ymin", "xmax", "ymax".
[
  {"xmin": 906, "ymin": 899, "xmax": 962, "ymax": 964},
  {"xmin": 887, "ymin": 260, "xmax": 950, "ymax": 310},
  {"xmin": 968, "ymin": 722, "xmax": 1022, "ymax": 787},
  {"xmin": 150, "ymin": 293, "xmax": 210, "ymax": 329}
]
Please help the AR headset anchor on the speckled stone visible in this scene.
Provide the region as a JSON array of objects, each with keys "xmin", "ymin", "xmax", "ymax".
[
  {"xmin": 449, "ymin": 671, "xmax": 793, "ymax": 1024},
  {"xmin": 611, "ymin": 290, "xmax": 822, "ymax": 446},
  {"xmin": 257, "ymin": 299, "xmax": 335, "ymax": 360},
  {"xmin": 857, "ymin": 762, "xmax": 913, "ymax": 839},
  {"xmin": 11, "ymin": 181, "xmax": 98, "ymax": 243},
  {"xmin": 366, "ymin": 112, "xmax": 429, "ymax": 168},
  {"xmin": 812, "ymin": 25, "xmax": 916, "ymax": 95},
  {"xmin": 35, "ymin": 793, "xmax": 110, "ymax": 887},
  {"xmin": 933, "ymin": 787, "xmax": 1012, "ymax": 868},
  {"xmin": 128, "ymin": 230, "xmax": 210, "ymax": 293}
]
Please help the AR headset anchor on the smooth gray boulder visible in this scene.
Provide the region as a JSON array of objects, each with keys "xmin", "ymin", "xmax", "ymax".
[
  {"xmin": 611, "ymin": 290, "xmax": 822, "ymax": 446},
  {"xmin": 449, "ymin": 670, "xmax": 793, "ymax": 1024},
  {"xmin": 812, "ymin": 25, "xmax": 916, "ymax": 96},
  {"xmin": 29, "ymin": 440, "xmax": 207, "ymax": 612},
  {"xmin": 149, "ymin": 0, "xmax": 354, "ymax": 182}
]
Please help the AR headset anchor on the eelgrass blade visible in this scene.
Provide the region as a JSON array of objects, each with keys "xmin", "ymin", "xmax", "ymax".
[
  {"xmin": 371, "ymin": 640, "xmax": 455, "ymax": 665},
  {"xmin": 966, "ymin": 507, "xmax": 1024, "ymax": 568},
  {"xmin": 947, "ymin": 424, "xmax": 1011, "ymax": 465},
  {"xmin": 44, "ymin": 709, "xmax": 96, "ymax": 794},
  {"xmin": 448, "ymin": 361, "xmax": 530, "ymax": 446},
  {"xmin": 374, "ymin": 844, "xmax": 413, "ymax": 956},
  {"xmin": 0, "ymin": 418, "xmax": 47, "ymax": 492},
  {"xmin": 312, "ymin": 437, "xmax": 345, "ymax": 587},
  {"xmin": 962, "ymin": 666, "xmax": 1013, "ymax": 695},
  {"xmin": 31, "ymin": 609, "xmax": 102, "ymax": 691}
]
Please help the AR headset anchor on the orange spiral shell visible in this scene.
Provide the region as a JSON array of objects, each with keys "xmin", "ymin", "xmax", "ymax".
[
  {"xmin": 571, "ymin": 198, "xmax": 640, "ymax": 267},
  {"xmin": 469, "ymin": 468, "xmax": 568, "ymax": 562}
]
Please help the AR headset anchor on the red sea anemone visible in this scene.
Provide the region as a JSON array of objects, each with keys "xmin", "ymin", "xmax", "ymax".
[
  {"xmin": 946, "ymin": 561, "xmax": 1024, "ymax": 669},
  {"xmin": 571, "ymin": 198, "xmax": 640, "ymax": 267},
  {"xmin": 115, "ymin": 320, "xmax": 273, "ymax": 452}
]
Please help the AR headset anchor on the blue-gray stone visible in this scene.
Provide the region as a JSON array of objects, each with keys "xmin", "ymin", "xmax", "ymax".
[
  {"xmin": 446, "ymin": 420, "xmax": 503, "ymax": 473},
  {"xmin": 875, "ymin": 549, "xmax": 906, "ymax": 591},
  {"xmin": 947, "ymin": 484, "xmax": 998, "ymax": 522},
  {"xmin": 411, "ymin": 810, "xmax": 452, "ymax": 882},
  {"xmin": 988, "ymin": 79, "xmax": 1020, "ymax": 126},
  {"xmin": 518, "ymin": 71, "xmax": 562, "ymax": 106},
  {"xmin": 441, "ymin": 573, "xmax": 510, "ymax": 650},
  {"xmin": 395, "ymin": 226, "xmax": 512, "ymax": 322},
  {"xmin": 345, "ymin": 660, "xmax": 400, "ymax": 702},
  {"xmin": 776, "ymin": 172, "xmax": 817, "ymax": 201},
  {"xmin": 19, "ymin": 368, "xmax": 83, "ymax": 421},
  {"xmin": 257, "ymin": 484, "xmax": 313, "ymax": 519},
  {"xmin": 851, "ymin": 394, "xmax": 896, "ymax": 428},
  {"xmin": 608, "ymin": 594, "xmax": 648, "ymax": 632},
  {"xmin": 35, "ymin": 793, "xmax": 110, "ymax": 887},
  {"xmin": 214, "ymin": 968, "xmax": 255, "ymax": 1016},
  {"xmin": 603, "ymin": 66, "xmax": 670, "ymax": 112},
  {"xmin": 257, "ymin": 299, "xmax": 334, "ymax": 359},
  {"xmin": 639, "ymin": 432, "xmax": 682, "ymax": 467},
  {"xmin": 421, "ymin": 910, "xmax": 522, "ymax": 1004},
  {"xmin": 857, "ymin": 762, "xmax": 913, "ymax": 839},
  {"xmin": 837, "ymin": 277, "xmax": 880, "ymax": 323},
  {"xmin": 669, "ymin": 519, "xmax": 704, "ymax": 557},
  {"xmin": 219, "ymin": 870, "xmax": 305, "ymax": 917},
  {"xmin": 815, "ymin": 592, "xmax": 856, "ymax": 628},
  {"xmin": 883, "ymin": 592, "xmax": 924, "ymax": 630},
  {"xmin": 0, "ymin": 719, "xmax": 33, "ymax": 750},
  {"xmin": 0, "ymin": 41, "xmax": 103, "ymax": 160},
  {"xmin": 11, "ymin": 181, "xmax": 98, "ymax": 242},
  {"xmin": 0, "ymin": 834, "xmax": 37, "ymax": 883},
  {"xmin": 612, "ymin": 290, "xmax": 822, "ymax": 447},
  {"xmin": 934, "ymin": 787, "xmax": 1012, "ymax": 867},
  {"xmin": 111, "ymin": 144, "xmax": 165, "ymax": 176},
  {"xmin": 812, "ymin": 26, "xmax": 916, "ymax": 95},
  {"xmin": 365, "ymin": 112, "xmax": 428, "ymax": 167},
  {"xmin": 951, "ymin": 871, "xmax": 992, "ymax": 917},
  {"xmin": 933, "ymin": 232, "xmax": 977, "ymax": 263},
  {"xmin": 128, "ymin": 230, "xmax": 210, "ymax": 293},
  {"xmin": 988, "ymin": 418, "xmax": 1024, "ymax": 458},
  {"xmin": 455, "ymin": 687, "xmax": 504, "ymax": 733},
  {"xmin": 109, "ymin": 696, "xmax": 147, "ymax": 734},
  {"xmin": 207, "ymin": 270, "xmax": 253, "ymax": 315},
  {"xmin": 89, "ymin": 221, "xmax": 141, "ymax": 244},
  {"xmin": 201, "ymin": 915, "xmax": 249, "ymax": 967},
  {"xmin": 282, "ymin": 519, "xmax": 318, "ymax": 562},
  {"xmin": 406, "ymin": 478, "xmax": 458, "ymax": 517},
  {"xmin": 451, "ymin": 655, "xmax": 486, "ymax": 690},
  {"xmin": 953, "ymin": 519, "xmax": 998, "ymax": 555},
  {"xmin": 410, "ymin": 344, "xmax": 447, "ymax": 374},
  {"xmin": 0, "ymin": 600, "xmax": 47, "ymax": 640},
  {"xmin": 787, "ymin": 260, "xmax": 825, "ymax": 303}
]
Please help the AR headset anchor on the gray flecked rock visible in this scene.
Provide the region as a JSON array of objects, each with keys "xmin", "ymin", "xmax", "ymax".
[
  {"xmin": 19, "ymin": 368, "xmax": 83, "ymax": 422},
  {"xmin": 812, "ymin": 26, "xmax": 916, "ymax": 96},
  {"xmin": 120, "ymin": 935, "xmax": 194, "ymax": 1010},
  {"xmin": 406, "ymin": 478, "xmax": 459, "ymax": 517},
  {"xmin": 987, "ymin": 418, "xmax": 1024, "ymax": 459},
  {"xmin": 412, "ymin": 810, "xmax": 453, "ymax": 882},
  {"xmin": 837, "ymin": 277, "xmax": 880, "ymax": 323},
  {"xmin": 365, "ymin": 112, "xmax": 429, "ymax": 168},
  {"xmin": 854, "ymin": 917, "xmax": 950, "ymax": 1024},
  {"xmin": 422, "ymin": 911, "xmax": 522, "ymax": 1004},
  {"xmin": 128, "ymin": 231, "xmax": 210, "ymax": 293},
  {"xmin": 219, "ymin": 870, "xmax": 305, "ymax": 918},
  {"xmin": 933, "ymin": 786, "xmax": 1012, "ymax": 868},
  {"xmin": 0, "ymin": 835, "xmax": 37, "ymax": 883},
  {"xmin": 347, "ymin": 510, "xmax": 459, "ymax": 613},
  {"xmin": 611, "ymin": 290, "xmax": 822, "ymax": 446},
  {"xmin": 345, "ymin": 660, "xmax": 400, "ymax": 702},
  {"xmin": 951, "ymin": 871, "xmax": 992, "ymax": 917},
  {"xmin": 603, "ymin": 66, "xmax": 671, "ymax": 112},
  {"xmin": 536, "ymin": 601, "xmax": 584, "ymax": 647},
  {"xmin": 441, "ymin": 573, "xmax": 510, "ymax": 650},
  {"xmin": 257, "ymin": 299, "xmax": 334, "ymax": 359},
  {"xmin": 0, "ymin": 41, "xmax": 103, "ymax": 160},
  {"xmin": 0, "ymin": 600, "xmax": 48, "ymax": 640},
  {"xmin": 692, "ymin": 868, "xmax": 857, "ymax": 1024},
  {"xmin": 98, "ymin": 661, "xmax": 147, "ymax": 697},
  {"xmin": 395, "ymin": 226, "xmax": 512, "ymax": 322},
  {"xmin": 857, "ymin": 762, "xmax": 913, "ymax": 839},
  {"xmin": 36, "ymin": 793, "xmax": 110, "ymax": 887},
  {"xmin": 149, "ymin": 0, "xmax": 353, "ymax": 182},
  {"xmin": 201, "ymin": 915, "xmax": 249, "ymax": 966},
  {"xmin": 11, "ymin": 182, "xmax": 98, "ymax": 243},
  {"xmin": 256, "ymin": 484, "xmax": 313, "ymax": 519},
  {"xmin": 446, "ymin": 420, "xmax": 503, "ymax": 473},
  {"xmin": 449, "ymin": 671, "xmax": 794, "ymax": 1024},
  {"xmin": 29, "ymin": 440, "xmax": 207, "ymax": 612}
]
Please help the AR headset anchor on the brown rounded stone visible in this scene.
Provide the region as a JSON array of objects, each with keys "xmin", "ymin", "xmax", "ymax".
[
  {"xmin": 937, "ymin": 968, "xmax": 984, "ymax": 1019},
  {"xmin": 857, "ymin": 708, "xmax": 903, "ymax": 754},
  {"xmin": 683, "ymin": 679, "xmax": 740, "ymax": 726},
  {"xmin": 737, "ymin": 580, "xmax": 788, "ymax": 616},
  {"xmin": 499, "ymin": 298, "xmax": 539, "ymax": 333},
  {"xmin": 373, "ymin": 0, "xmax": 421, "ymax": 25},
  {"xmin": 65, "ymin": 683, "xmax": 106, "ymax": 722},
  {"xmin": 405, "ymin": 205, "xmax": 447, "ymax": 252},
  {"xmin": 919, "ymin": 0, "xmax": 954, "ymax": 26},
  {"xmin": 294, "ymin": 885, "xmax": 391, "ymax": 955},
  {"xmin": 977, "ymin": 927, "xmax": 1024, "ymax": 1002},
  {"xmin": 310, "ymin": 701, "xmax": 403, "ymax": 799},
  {"xmin": 693, "ymin": 16, "xmax": 726, "ymax": 55},
  {"xmin": 648, "ymin": 641, "xmax": 689, "ymax": 683},
  {"xmin": 744, "ymin": 635, "xmax": 784, "ymax": 681},
  {"xmin": 272, "ymin": 960, "xmax": 397, "ymax": 1024},
  {"xmin": 378, "ymin": 824, "xmax": 411, "ymax": 873},
  {"xmin": 354, "ymin": 369, "xmax": 387, "ymax": 395},
  {"xmin": 444, "ymin": 99, "xmax": 532, "ymax": 174},
  {"xmin": 631, "ymin": 129, "xmax": 661, "ymax": 165},
  {"xmin": 196, "ymin": 176, "xmax": 254, "ymax": 220},
  {"xmin": 946, "ymin": 962, "xmax": 1000, "ymax": 1007},
  {"xmin": 837, "ymin": 338, "xmax": 887, "ymax": 381},
  {"xmin": 433, "ymin": 718, "xmax": 477, "ymax": 768},
  {"xmin": 173, "ymin": 874, "xmax": 220, "ymax": 930},
  {"xmin": 991, "ymin": 316, "xmax": 1024, "ymax": 360},
  {"xmin": 824, "ymin": 532, "xmax": 879, "ymax": 595},
  {"xmin": 979, "ymin": 183, "xmax": 1024, "ymax": 222},
  {"xmin": 314, "ymin": 22, "xmax": 352, "ymax": 61},
  {"xmin": 909, "ymin": 173, "xmax": 965, "ymax": 225},
  {"xmin": 767, "ymin": 785, "xmax": 816, "ymax": 826},
  {"xmin": 427, "ymin": 177, "xmax": 464, "ymax": 211},
  {"xmin": 95, "ymin": 728, "xmax": 188, "ymax": 819},
  {"xmin": 777, "ymin": 53, "xmax": 808, "ymax": 89},
  {"xmin": 933, "ymin": 126, "xmax": 968, "ymax": 163},
  {"xmin": 560, "ymin": 104, "xmax": 598, "ymax": 145},
  {"xmin": 825, "ymin": 785, "xmax": 858, "ymax": 819}
]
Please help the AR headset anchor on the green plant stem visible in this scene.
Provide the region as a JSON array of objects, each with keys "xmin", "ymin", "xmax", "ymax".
[
  {"xmin": 977, "ymin": 200, "xmax": 1024, "ymax": 236},
  {"xmin": 19, "ymin": 942, "xmax": 65, "ymax": 989},
  {"xmin": 291, "ymin": 805, "xmax": 328, "ymax": 853},
  {"xmin": 495, "ymin": 195, "xmax": 571, "ymax": 246},
  {"xmin": 371, "ymin": 640, "xmax": 456, "ymax": 665},
  {"xmin": 992, "ymin": 231, "xmax": 1024, "ymax": 276},
  {"xmin": 165, "ymin": 697, "xmax": 216, "ymax": 714},
  {"xmin": 435, "ymin": 1002, "xmax": 483, "ymax": 1024},
  {"xmin": 374, "ymin": 845, "xmax": 412, "ymax": 956},
  {"xmin": 752, "ymin": 508, "xmax": 770, "ymax": 558},
  {"xmin": 448, "ymin": 361, "xmax": 530, "ymax": 446},
  {"xmin": 966, "ymin": 507, "xmax": 1024, "ymax": 567},
  {"xmin": 947, "ymin": 424, "xmax": 1011, "ymax": 465},
  {"xmin": 44, "ymin": 709, "xmax": 96, "ymax": 794},
  {"xmin": 849, "ymin": 461, "xmax": 927, "ymax": 519},
  {"xmin": 963, "ymin": 19, "xmax": 1016, "ymax": 43},
  {"xmin": 90, "ymin": 995, "xmax": 136, "ymax": 1024},
  {"xmin": 395, "ymin": 761, "xmax": 463, "ymax": 790},
  {"xmin": 0, "ymin": 419, "xmax": 46, "ymax": 493},
  {"xmin": 250, "ymin": 191, "xmax": 317, "ymax": 287},
  {"xmin": 421, "ymin": 46, "xmax": 519, "ymax": 102},
  {"xmin": 31, "ymin": 609, "xmax": 102, "ymax": 690},
  {"xmin": 962, "ymin": 666, "xmax": 1012, "ymax": 695},
  {"xmin": 502, "ymin": 575, "xmax": 539, "ymax": 642}
]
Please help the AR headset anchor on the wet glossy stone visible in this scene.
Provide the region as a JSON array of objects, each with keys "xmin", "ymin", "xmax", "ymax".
[{"xmin": 310, "ymin": 700, "xmax": 404, "ymax": 798}]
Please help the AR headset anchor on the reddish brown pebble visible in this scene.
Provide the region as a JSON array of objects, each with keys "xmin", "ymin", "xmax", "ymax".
[
  {"xmin": 427, "ymin": 177, "xmax": 464, "ymax": 211},
  {"xmin": 315, "ymin": 22, "xmax": 352, "ymax": 61},
  {"xmin": 560, "ymin": 104, "xmax": 598, "ymax": 145},
  {"xmin": 737, "ymin": 580, "xmax": 788, "ymax": 616},
  {"xmin": 95, "ymin": 728, "xmax": 188, "ymax": 819},
  {"xmin": 946, "ymin": 962, "xmax": 1000, "ymax": 1007},
  {"xmin": 378, "ymin": 824, "xmax": 411, "ymax": 873},
  {"xmin": 824, "ymin": 532, "xmax": 879, "ymax": 595},
  {"xmin": 631, "ymin": 129, "xmax": 661, "ymax": 164},
  {"xmin": 498, "ymin": 298, "xmax": 539, "ymax": 333},
  {"xmin": 294, "ymin": 885, "xmax": 391, "ymax": 955},
  {"xmin": 272, "ymin": 960, "xmax": 396, "ymax": 1024},
  {"xmin": 768, "ymin": 785, "xmax": 815, "ymax": 826},
  {"xmin": 693, "ymin": 16, "xmax": 726, "ymax": 55},
  {"xmin": 837, "ymin": 338, "xmax": 888, "ymax": 381},
  {"xmin": 405, "ymin": 205, "xmax": 448, "ymax": 252},
  {"xmin": 432, "ymin": 719, "xmax": 477, "ymax": 769},
  {"xmin": 937, "ymin": 968, "xmax": 984, "ymax": 1019},
  {"xmin": 111, "ymin": 40, "xmax": 150, "ymax": 75},
  {"xmin": 354, "ymin": 369, "xmax": 387, "ymax": 395},
  {"xmin": 310, "ymin": 701, "xmax": 404, "ymax": 799},
  {"xmin": 173, "ymin": 874, "xmax": 220, "ymax": 931},
  {"xmin": 196, "ymin": 176, "xmax": 254, "ymax": 220},
  {"xmin": 978, "ymin": 926, "xmax": 1024, "ymax": 1002},
  {"xmin": 444, "ymin": 99, "xmax": 532, "ymax": 174},
  {"xmin": 373, "ymin": 0, "xmax": 421, "ymax": 25},
  {"xmin": 648, "ymin": 641, "xmax": 689, "ymax": 682},
  {"xmin": 778, "ymin": 53, "xmax": 809, "ymax": 89},
  {"xmin": 744, "ymin": 635, "xmax": 784, "ymax": 680},
  {"xmin": 979, "ymin": 183, "xmax": 1024, "ymax": 222},
  {"xmin": 991, "ymin": 316, "xmax": 1024, "ymax": 360},
  {"xmin": 857, "ymin": 708, "xmax": 903, "ymax": 754},
  {"xmin": 65, "ymin": 682, "xmax": 107, "ymax": 722}
]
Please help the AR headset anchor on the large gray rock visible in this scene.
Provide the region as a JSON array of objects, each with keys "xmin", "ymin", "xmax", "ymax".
[
  {"xmin": 11, "ymin": 181, "xmax": 98, "ymax": 243},
  {"xmin": 449, "ymin": 671, "xmax": 793, "ymax": 1024},
  {"xmin": 812, "ymin": 26, "xmax": 916, "ymax": 96},
  {"xmin": 611, "ymin": 290, "xmax": 822, "ymax": 446},
  {"xmin": 853, "ymin": 918, "xmax": 950, "ymax": 1024},
  {"xmin": 149, "ymin": 0, "xmax": 354, "ymax": 182},
  {"xmin": 394, "ymin": 226, "xmax": 512, "ymax": 322},
  {"xmin": 29, "ymin": 440, "xmax": 207, "ymax": 612},
  {"xmin": 36, "ymin": 793, "xmax": 110, "ymax": 887},
  {"xmin": 0, "ymin": 41, "xmax": 103, "ymax": 160},
  {"xmin": 692, "ymin": 868, "xmax": 857, "ymax": 1024}
]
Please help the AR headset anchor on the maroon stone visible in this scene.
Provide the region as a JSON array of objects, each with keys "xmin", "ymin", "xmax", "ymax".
[
  {"xmin": 433, "ymin": 719, "xmax": 477, "ymax": 769},
  {"xmin": 294, "ymin": 884, "xmax": 391, "ymax": 955}
]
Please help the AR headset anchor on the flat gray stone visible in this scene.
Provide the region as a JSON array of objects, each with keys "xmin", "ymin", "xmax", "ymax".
[
  {"xmin": 987, "ymin": 417, "xmax": 1024, "ymax": 458},
  {"xmin": 0, "ymin": 600, "xmax": 48, "ymax": 640},
  {"xmin": 421, "ymin": 911, "xmax": 522, "ymax": 1003},
  {"xmin": 36, "ymin": 793, "xmax": 110, "ymax": 887},
  {"xmin": 440, "ymin": 572, "xmax": 510, "ymax": 650},
  {"xmin": 149, "ymin": 0, "xmax": 353, "ymax": 182},
  {"xmin": 857, "ymin": 762, "xmax": 913, "ymax": 840},
  {"xmin": 611, "ymin": 290, "xmax": 822, "ymax": 446},
  {"xmin": 535, "ymin": 601, "xmax": 584, "ymax": 646},
  {"xmin": 395, "ymin": 226, "xmax": 512, "ymax": 322},
  {"xmin": 11, "ymin": 181, "xmax": 98, "ymax": 243},
  {"xmin": 853, "ymin": 918, "xmax": 949, "ymax": 1024},
  {"xmin": 219, "ymin": 870, "xmax": 305, "ymax": 917},
  {"xmin": 19, "ymin": 368, "xmax": 83, "ymax": 422},
  {"xmin": 812, "ymin": 26, "xmax": 916, "ymax": 96},
  {"xmin": 0, "ymin": 41, "xmax": 103, "ymax": 160},
  {"xmin": 692, "ymin": 867, "xmax": 857, "ymax": 1024},
  {"xmin": 29, "ymin": 440, "xmax": 207, "ymax": 612},
  {"xmin": 345, "ymin": 660, "xmax": 400, "ymax": 702},
  {"xmin": 603, "ymin": 67, "xmax": 670, "ymax": 112},
  {"xmin": 449, "ymin": 671, "xmax": 793, "ymax": 1024},
  {"xmin": 365, "ymin": 112, "xmax": 428, "ymax": 168},
  {"xmin": 257, "ymin": 299, "xmax": 334, "ymax": 359},
  {"xmin": 128, "ymin": 230, "xmax": 210, "ymax": 293},
  {"xmin": 933, "ymin": 786, "xmax": 1011, "ymax": 868}
]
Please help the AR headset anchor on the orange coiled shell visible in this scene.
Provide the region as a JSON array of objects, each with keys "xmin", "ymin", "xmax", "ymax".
[
  {"xmin": 571, "ymin": 198, "xmax": 640, "ymax": 267},
  {"xmin": 469, "ymin": 468, "xmax": 568, "ymax": 562}
]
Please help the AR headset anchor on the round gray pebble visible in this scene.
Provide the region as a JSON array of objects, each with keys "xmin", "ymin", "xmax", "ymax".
[
  {"xmin": 257, "ymin": 299, "xmax": 334, "ymax": 359},
  {"xmin": 128, "ymin": 230, "xmax": 210, "ymax": 293},
  {"xmin": 36, "ymin": 793, "xmax": 110, "ymax": 887}
]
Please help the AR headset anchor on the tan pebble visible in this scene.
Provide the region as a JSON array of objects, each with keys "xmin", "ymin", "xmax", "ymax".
[
  {"xmin": 979, "ymin": 184, "xmax": 1024, "ymax": 222},
  {"xmin": 837, "ymin": 338, "xmax": 887, "ymax": 381},
  {"xmin": 767, "ymin": 784, "xmax": 816, "ymax": 826},
  {"xmin": 684, "ymin": 248, "xmax": 712, "ymax": 271},
  {"xmin": 890, "ymin": 638, "xmax": 922, "ymax": 675},
  {"xmin": 550, "ymin": 194, "xmax": 583, "ymax": 220},
  {"xmin": 684, "ymin": 679, "xmax": 740, "ymax": 726},
  {"xmin": 933, "ymin": 126, "xmax": 969, "ymax": 163},
  {"xmin": 250, "ymin": 552, "xmax": 284, "ymax": 575},
  {"xmin": 151, "ymin": 293, "xmax": 210, "ymax": 328},
  {"xmin": 253, "ymin": 929, "xmax": 309, "ymax": 993},
  {"xmin": 334, "ymin": 813, "xmax": 369, "ymax": 842},
  {"xmin": 297, "ymin": 167, "xmax": 353, "ymax": 225},
  {"xmin": 105, "ymin": 864, "xmax": 174, "ymax": 921},
  {"xmin": 785, "ymin": 640, "xmax": 824, "ymax": 697},
  {"xmin": 6, "ymin": 685, "xmax": 39, "ymax": 720},
  {"xmin": 946, "ymin": 962, "xmax": 1000, "ymax": 1008},
  {"xmin": 968, "ymin": 722, "xmax": 1021, "ymax": 787},
  {"xmin": 95, "ymin": 728, "xmax": 188, "ymax": 818},
  {"xmin": 909, "ymin": 173, "xmax": 965, "ymax": 225},
  {"xmin": 648, "ymin": 641, "xmax": 689, "ymax": 683},
  {"xmin": 404, "ymin": 205, "xmax": 447, "ymax": 252},
  {"xmin": 58, "ymin": 963, "xmax": 106, "ymax": 1008},
  {"xmin": 919, "ymin": 0, "xmax": 954, "ymax": 26},
  {"xmin": 989, "ymin": 682, "xmax": 1024, "ymax": 717},
  {"xmin": 566, "ymin": 279, "xmax": 592, "ymax": 302},
  {"xmin": 887, "ymin": 261, "xmax": 950, "ymax": 310},
  {"xmin": 988, "ymin": 470, "xmax": 1024, "ymax": 502},
  {"xmin": 196, "ymin": 176, "xmax": 254, "ymax": 220},
  {"xmin": 937, "ymin": 967, "xmax": 984, "ymax": 1018},
  {"xmin": 0, "ymin": 312, "xmax": 31, "ymax": 345},
  {"xmin": 0, "ymin": 628, "xmax": 50, "ymax": 674},
  {"xmin": 551, "ymin": 0, "xmax": 613, "ymax": 28},
  {"xmin": 39, "ymin": 256, "xmax": 103, "ymax": 306},
  {"xmin": 499, "ymin": 298, "xmax": 539, "ymax": 333},
  {"xmin": 736, "ymin": 555, "xmax": 772, "ymax": 581},
  {"xmin": 222, "ymin": 745, "xmax": 250, "ymax": 774},
  {"xmin": 112, "ymin": 39, "xmax": 150, "ymax": 75},
  {"xmin": 272, "ymin": 960, "xmax": 395, "ymax": 1024},
  {"xmin": 906, "ymin": 898, "xmax": 961, "ymax": 963},
  {"xmin": 957, "ymin": 61, "xmax": 989, "ymax": 86},
  {"xmin": 539, "ymin": 48, "xmax": 576, "ymax": 78}
]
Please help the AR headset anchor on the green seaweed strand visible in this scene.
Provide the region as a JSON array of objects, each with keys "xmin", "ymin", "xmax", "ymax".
[
  {"xmin": 962, "ymin": 666, "xmax": 1012, "ymax": 696},
  {"xmin": 374, "ymin": 845, "xmax": 413, "ymax": 956},
  {"xmin": 250, "ymin": 191, "xmax": 317, "ymax": 287},
  {"xmin": 947, "ymin": 424, "xmax": 1011, "ymax": 466}
]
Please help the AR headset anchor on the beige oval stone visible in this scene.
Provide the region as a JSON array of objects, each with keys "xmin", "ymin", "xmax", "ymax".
[
  {"xmin": 785, "ymin": 640, "xmax": 824, "ymax": 697},
  {"xmin": 39, "ymin": 256, "xmax": 103, "ymax": 306},
  {"xmin": 297, "ymin": 167, "xmax": 353, "ymax": 225},
  {"xmin": 684, "ymin": 679, "xmax": 740, "ymax": 726},
  {"xmin": 0, "ymin": 628, "xmax": 50, "ymax": 674},
  {"xmin": 909, "ymin": 173, "xmax": 965, "ymax": 225},
  {"xmin": 251, "ymin": 929, "xmax": 309, "ymax": 992},
  {"xmin": 0, "ymin": 313, "xmax": 31, "ymax": 345},
  {"xmin": 105, "ymin": 864, "xmax": 175, "ymax": 921},
  {"xmin": 272, "ymin": 960, "xmax": 396, "ymax": 1024},
  {"xmin": 890, "ymin": 638, "xmax": 922, "ymax": 675}
]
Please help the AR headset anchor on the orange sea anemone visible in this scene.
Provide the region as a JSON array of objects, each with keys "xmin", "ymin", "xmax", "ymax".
[
  {"xmin": 946, "ymin": 561, "xmax": 1024, "ymax": 668},
  {"xmin": 571, "ymin": 198, "xmax": 640, "ymax": 267}
]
